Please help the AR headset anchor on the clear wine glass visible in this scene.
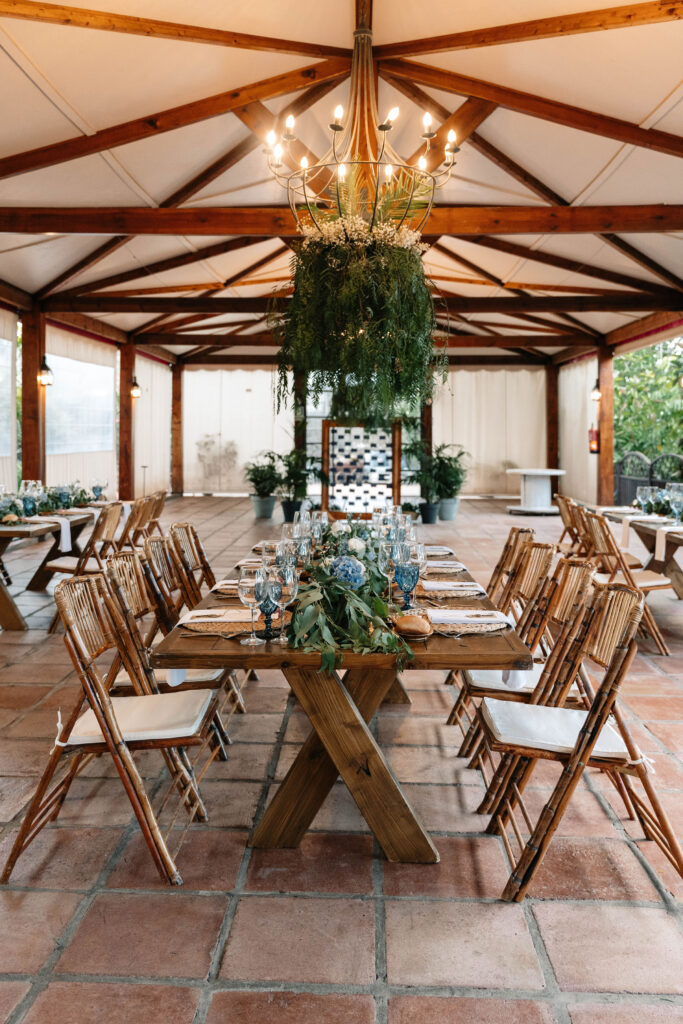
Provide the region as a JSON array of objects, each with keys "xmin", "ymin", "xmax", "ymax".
[
  {"xmin": 238, "ymin": 567, "xmax": 266, "ymax": 646},
  {"xmin": 269, "ymin": 566, "xmax": 299, "ymax": 645},
  {"xmin": 281, "ymin": 524, "xmax": 295, "ymax": 541}
]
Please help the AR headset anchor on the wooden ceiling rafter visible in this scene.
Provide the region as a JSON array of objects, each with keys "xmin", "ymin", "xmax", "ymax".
[
  {"xmin": 381, "ymin": 73, "xmax": 683, "ymax": 293},
  {"xmin": 35, "ymin": 75, "xmax": 344, "ymax": 298},
  {"xmin": 0, "ymin": 0, "xmax": 354, "ymax": 57},
  {"xmin": 374, "ymin": 1, "xmax": 683, "ymax": 58},
  {"xmin": 0, "ymin": 57, "xmax": 350, "ymax": 180},
  {"xmin": 378, "ymin": 58, "xmax": 683, "ymax": 158}
]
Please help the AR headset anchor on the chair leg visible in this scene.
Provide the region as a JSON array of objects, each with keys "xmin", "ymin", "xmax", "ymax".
[
  {"xmin": 640, "ymin": 602, "xmax": 670, "ymax": 656},
  {"xmin": 48, "ymin": 606, "xmax": 62, "ymax": 634}
]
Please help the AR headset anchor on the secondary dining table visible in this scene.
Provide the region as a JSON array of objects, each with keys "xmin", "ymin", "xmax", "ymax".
[
  {"xmin": 0, "ymin": 511, "xmax": 94, "ymax": 630},
  {"xmin": 586, "ymin": 505, "xmax": 683, "ymax": 599},
  {"xmin": 151, "ymin": 574, "xmax": 532, "ymax": 865}
]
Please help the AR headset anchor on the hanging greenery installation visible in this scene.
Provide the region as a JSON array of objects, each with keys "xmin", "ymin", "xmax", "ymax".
[{"xmin": 269, "ymin": 217, "xmax": 445, "ymax": 419}]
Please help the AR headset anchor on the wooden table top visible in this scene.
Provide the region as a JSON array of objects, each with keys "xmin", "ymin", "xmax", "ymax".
[
  {"xmin": 151, "ymin": 574, "xmax": 533, "ymax": 674},
  {"xmin": 0, "ymin": 511, "xmax": 94, "ymax": 539},
  {"xmin": 592, "ymin": 508, "xmax": 683, "ymax": 545}
]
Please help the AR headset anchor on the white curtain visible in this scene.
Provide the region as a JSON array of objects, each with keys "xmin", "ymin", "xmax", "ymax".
[
  {"xmin": 183, "ymin": 368, "xmax": 293, "ymax": 493},
  {"xmin": 45, "ymin": 323, "xmax": 117, "ymax": 490},
  {"xmin": 433, "ymin": 368, "xmax": 547, "ymax": 494},
  {"xmin": 0, "ymin": 307, "xmax": 17, "ymax": 492},
  {"xmin": 134, "ymin": 354, "xmax": 172, "ymax": 496},
  {"xmin": 559, "ymin": 356, "xmax": 598, "ymax": 503}
]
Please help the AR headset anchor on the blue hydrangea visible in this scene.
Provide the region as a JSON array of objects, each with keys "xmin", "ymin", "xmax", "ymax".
[{"xmin": 331, "ymin": 555, "xmax": 366, "ymax": 590}]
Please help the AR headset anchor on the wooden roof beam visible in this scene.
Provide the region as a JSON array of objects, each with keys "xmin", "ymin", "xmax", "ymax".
[
  {"xmin": 382, "ymin": 73, "xmax": 683, "ymax": 292},
  {"xmin": 6, "ymin": 203, "xmax": 683, "ymax": 236},
  {"xmin": 0, "ymin": 1, "xmax": 352, "ymax": 58},
  {"xmin": 42, "ymin": 291, "xmax": 683, "ymax": 314},
  {"xmin": 0, "ymin": 57, "xmax": 350, "ymax": 180},
  {"xmin": 378, "ymin": 58, "xmax": 683, "ymax": 158},
  {"xmin": 375, "ymin": 1, "xmax": 683, "ymax": 58}
]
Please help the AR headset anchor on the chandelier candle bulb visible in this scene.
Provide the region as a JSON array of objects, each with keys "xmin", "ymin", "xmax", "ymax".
[
  {"xmin": 337, "ymin": 163, "xmax": 346, "ymax": 179},
  {"xmin": 300, "ymin": 156, "xmax": 308, "ymax": 170},
  {"xmin": 418, "ymin": 155, "xmax": 427, "ymax": 170},
  {"xmin": 273, "ymin": 143, "xmax": 283, "ymax": 165},
  {"xmin": 423, "ymin": 111, "xmax": 432, "ymax": 129},
  {"xmin": 384, "ymin": 163, "xmax": 393, "ymax": 178},
  {"xmin": 334, "ymin": 104, "xmax": 343, "ymax": 123},
  {"xmin": 266, "ymin": 130, "xmax": 277, "ymax": 148}
]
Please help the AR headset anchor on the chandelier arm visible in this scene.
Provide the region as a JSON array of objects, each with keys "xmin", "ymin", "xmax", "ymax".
[
  {"xmin": 395, "ymin": 169, "xmax": 417, "ymax": 232},
  {"xmin": 300, "ymin": 170, "xmax": 323, "ymax": 234}
]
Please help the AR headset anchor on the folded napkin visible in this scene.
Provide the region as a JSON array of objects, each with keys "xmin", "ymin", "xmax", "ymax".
[
  {"xmin": 252, "ymin": 541, "xmax": 277, "ymax": 553},
  {"xmin": 179, "ymin": 608, "xmax": 251, "ymax": 625},
  {"xmin": 621, "ymin": 514, "xmax": 670, "ymax": 548},
  {"xmin": 235, "ymin": 558, "xmax": 265, "ymax": 568},
  {"xmin": 212, "ymin": 579, "xmax": 239, "ymax": 592},
  {"xmin": 423, "ymin": 580, "xmax": 486, "ymax": 594},
  {"xmin": 425, "ymin": 545, "xmax": 455, "ymax": 556},
  {"xmin": 597, "ymin": 506, "xmax": 634, "ymax": 514},
  {"xmin": 423, "ymin": 559, "xmax": 465, "ymax": 569},
  {"xmin": 23, "ymin": 515, "xmax": 72, "ymax": 552},
  {"xmin": 427, "ymin": 608, "xmax": 509, "ymax": 625},
  {"xmin": 655, "ymin": 524, "xmax": 683, "ymax": 561}
]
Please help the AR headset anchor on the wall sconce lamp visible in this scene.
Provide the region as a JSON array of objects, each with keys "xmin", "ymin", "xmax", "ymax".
[
  {"xmin": 590, "ymin": 379, "xmax": 602, "ymax": 403},
  {"xmin": 130, "ymin": 376, "xmax": 142, "ymax": 399},
  {"xmin": 37, "ymin": 356, "xmax": 53, "ymax": 387}
]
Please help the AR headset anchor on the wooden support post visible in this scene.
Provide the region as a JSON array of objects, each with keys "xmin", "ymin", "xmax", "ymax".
[
  {"xmin": 545, "ymin": 363, "xmax": 559, "ymax": 475},
  {"xmin": 293, "ymin": 372, "xmax": 306, "ymax": 452},
  {"xmin": 171, "ymin": 363, "xmax": 183, "ymax": 495},
  {"xmin": 597, "ymin": 347, "xmax": 615, "ymax": 505},
  {"xmin": 419, "ymin": 400, "xmax": 433, "ymax": 501},
  {"xmin": 119, "ymin": 344, "xmax": 135, "ymax": 500},
  {"xmin": 21, "ymin": 309, "xmax": 46, "ymax": 483}
]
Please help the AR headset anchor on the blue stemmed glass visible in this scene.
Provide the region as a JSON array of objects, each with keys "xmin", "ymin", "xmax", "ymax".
[
  {"xmin": 394, "ymin": 562, "xmax": 420, "ymax": 610},
  {"xmin": 22, "ymin": 496, "xmax": 36, "ymax": 517}
]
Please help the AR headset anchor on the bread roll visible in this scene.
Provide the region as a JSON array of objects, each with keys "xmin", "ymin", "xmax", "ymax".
[{"xmin": 394, "ymin": 614, "xmax": 431, "ymax": 636}]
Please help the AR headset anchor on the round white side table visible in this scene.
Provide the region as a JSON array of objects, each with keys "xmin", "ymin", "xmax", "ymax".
[{"xmin": 506, "ymin": 468, "xmax": 565, "ymax": 515}]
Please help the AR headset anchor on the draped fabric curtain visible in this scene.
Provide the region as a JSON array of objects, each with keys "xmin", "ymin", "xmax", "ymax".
[
  {"xmin": 433, "ymin": 368, "xmax": 547, "ymax": 494},
  {"xmin": 0, "ymin": 307, "xmax": 17, "ymax": 492},
  {"xmin": 559, "ymin": 356, "xmax": 598, "ymax": 503},
  {"xmin": 133, "ymin": 354, "xmax": 172, "ymax": 496},
  {"xmin": 45, "ymin": 323, "xmax": 117, "ymax": 490},
  {"xmin": 182, "ymin": 368, "xmax": 293, "ymax": 493}
]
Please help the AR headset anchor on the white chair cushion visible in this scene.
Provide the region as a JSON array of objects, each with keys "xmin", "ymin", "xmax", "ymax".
[
  {"xmin": 594, "ymin": 570, "xmax": 672, "ymax": 589},
  {"xmin": 46, "ymin": 556, "xmax": 101, "ymax": 573},
  {"xmin": 67, "ymin": 690, "xmax": 214, "ymax": 746},
  {"xmin": 481, "ymin": 698, "xmax": 629, "ymax": 760},
  {"xmin": 465, "ymin": 662, "xmax": 545, "ymax": 694},
  {"xmin": 114, "ymin": 667, "xmax": 224, "ymax": 688}
]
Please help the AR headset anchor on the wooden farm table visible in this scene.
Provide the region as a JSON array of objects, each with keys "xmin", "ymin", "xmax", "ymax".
[
  {"xmin": 151, "ymin": 580, "xmax": 532, "ymax": 864},
  {"xmin": 0, "ymin": 511, "xmax": 94, "ymax": 630},
  {"xmin": 587, "ymin": 506, "xmax": 683, "ymax": 599}
]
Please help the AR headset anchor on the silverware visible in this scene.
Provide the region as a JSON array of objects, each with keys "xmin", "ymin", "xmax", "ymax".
[{"xmin": 178, "ymin": 629, "xmax": 246, "ymax": 640}]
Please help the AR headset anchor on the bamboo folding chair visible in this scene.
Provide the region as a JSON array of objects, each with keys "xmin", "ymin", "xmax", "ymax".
[
  {"xmin": 106, "ymin": 550, "xmax": 245, "ymax": 721},
  {"xmin": 554, "ymin": 493, "xmax": 581, "ymax": 553},
  {"xmin": 115, "ymin": 497, "xmax": 148, "ymax": 552},
  {"xmin": 134, "ymin": 494, "xmax": 157, "ymax": 543},
  {"xmin": 496, "ymin": 540, "xmax": 555, "ymax": 621},
  {"xmin": 449, "ymin": 557, "xmax": 595, "ymax": 754},
  {"xmin": 1, "ymin": 575, "xmax": 223, "ymax": 887},
  {"xmin": 144, "ymin": 534, "xmax": 187, "ymax": 613},
  {"xmin": 147, "ymin": 491, "xmax": 167, "ymax": 536},
  {"xmin": 486, "ymin": 526, "xmax": 534, "ymax": 607},
  {"xmin": 45, "ymin": 502, "xmax": 123, "ymax": 632},
  {"xmin": 169, "ymin": 522, "xmax": 216, "ymax": 596},
  {"xmin": 584, "ymin": 510, "xmax": 672, "ymax": 655},
  {"xmin": 476, "ymin": 582, "xmax": 644, "ymax": 900}
]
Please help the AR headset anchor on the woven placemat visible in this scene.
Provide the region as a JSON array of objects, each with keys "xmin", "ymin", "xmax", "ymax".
[
  {"xmin": 422, "ymin": 567, "xmax": 466, "ymax": 577},
  {"xmin": 431, "ymin": 621, "xmax": 511, "ymax": 636},
  {"xmin": 181, "ymin": 611, "xmax": 292, "ymax": 636},
  {"xmin": 421, "ymin": 588, "xmax": 485, "ymax": 599}
]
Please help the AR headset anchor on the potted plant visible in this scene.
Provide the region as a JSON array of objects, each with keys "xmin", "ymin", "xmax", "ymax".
[
  {"xmin": 245, "ymin": 452, "xmax": 280, "ymax": 519},
  {"xmin": 433, "ymin": 444, "xmax": 468, "ymax": 521},
  {"xmin": 401, "ymin": 501, "xmax": 420, "ymax": 521},
  {"xmin": 404, "ymin": 441, "xmax": 440, "ymax": 524},
  {"xmin": 277, "ymin": 449, "xmax": 327, "ymax": 522}
]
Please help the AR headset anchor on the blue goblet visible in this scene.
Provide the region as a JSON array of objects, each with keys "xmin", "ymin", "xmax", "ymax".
[
  {"xmin": 394, "ymin": 562, "xmax": 419, "ymax": 610},
  {"xmin": 22, "ymin": 496, "xmax": 36, "ymax": 517}
]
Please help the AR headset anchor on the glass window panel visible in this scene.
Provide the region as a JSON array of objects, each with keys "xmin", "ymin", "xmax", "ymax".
[
  {"xmin": 45, "ymin": 353, "xmax": 115, "ymax": 455},
  {"xmin": 0, "ymin": 338, "xmax": 12, "ymax": 458}
]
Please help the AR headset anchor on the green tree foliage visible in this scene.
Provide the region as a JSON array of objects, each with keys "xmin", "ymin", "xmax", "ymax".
[{"xmin": 613, "ymin": 339, "xmax": 683, "ymax": 461}]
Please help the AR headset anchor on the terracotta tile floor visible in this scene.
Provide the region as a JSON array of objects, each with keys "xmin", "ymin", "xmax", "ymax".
[{"xmin": 0, "ymin": 496, "xmax": 681, "ymax": 1023}]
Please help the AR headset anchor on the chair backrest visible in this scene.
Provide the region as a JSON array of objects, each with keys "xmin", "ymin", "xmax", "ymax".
[
  {"xmin": 69, "ymin": 501, "xmax": 122, "ymax": 570},
  {"xmin": 116, "ymin": 498, "xmax": 148, "ymax": 550},
  {"xmin": 98, "ymin": 501, "xmax": 124, "ymax": 546},
  {"xmin": 519, "ymin": 556, "xmax": 595, "ymax": 652},
  {"xmin": 567, "ymin": 499, "xmax": 592, "ymax": 555},
  {"xmin": 135, "ymin": 494, "xmax": 157, "ymax": 535},
  {"xmin": 499, "ymin": 540, "xmax": 554, "ymax": 616},
  {"xmin": 539, "ymin": 581, "xmax": 643, "ymax": 707},
  {"xmin": 109, "ymin": 547, "xmax": 178, "ymax": 637},
  {"xmin": 54, "ymin": 574, "xmax": 152, "ymax": 695},
  {"xmin": 169, "ymin": 523, "xmax": 216, "ymax": 590},
  {"xmin": 150, "ymin": 491, "xmax": 167, "ymax": 523},
  {"xmin": 487, "ymin": 527, "xmax": 535, "ymax": 603},
  {"xmin": 554, "ymin": 493, "xmax": 578, "ymax": 540},
  {"xmin": 583, "ymin": 510, "xmax": 632, "ymax": 580}
]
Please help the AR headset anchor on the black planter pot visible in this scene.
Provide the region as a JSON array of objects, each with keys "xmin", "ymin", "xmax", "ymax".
[
  {"xmin": 420, "ymin": 501, "xmax": 439, "ymax": 525},
  {"xmin": 281, "ymin": 499, "xmax": 302, "ymax": 523}
]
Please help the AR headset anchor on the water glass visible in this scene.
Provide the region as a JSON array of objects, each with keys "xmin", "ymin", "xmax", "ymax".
[
  {"xmin": 238, "ymin": 567, "xmax": 267, "ymax": 646},
  {"xmin": 281, "ymin": 524, "xmax": 295, "ymax": 541},
  {"xmin": 394, "ymin": 562, "xmax": 420, "ymax": 610},
  {"xmin": 268, "ymin": 566, "xmax": 299, "ymax": 645}
]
